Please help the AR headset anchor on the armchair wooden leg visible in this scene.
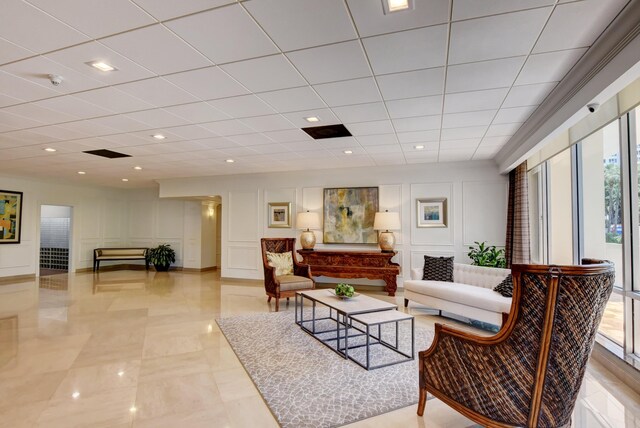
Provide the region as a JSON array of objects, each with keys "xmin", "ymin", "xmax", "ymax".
[
  {"xmin": 267, "ymin": 296, "xmax": 272, "ymax": 302},
  {"xmin": 404, "ymin": 298, "xmax": 409, "ymax": 307},
  {"xmin": 275, "ymin": 298, "xmax": 279, "ymax": 312},
  {"xmin": 417, "ymin": 387, "xmax": 427, "ymax": 416}
]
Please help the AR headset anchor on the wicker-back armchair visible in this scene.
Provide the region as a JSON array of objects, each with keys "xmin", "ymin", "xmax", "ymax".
[
  {"xmin": 261, "ymin": 238, "xmax": 315, "ymax": 312},
  {"xmin": 418, "ymin": 259, "xmax": 615, "ymax": 428}
]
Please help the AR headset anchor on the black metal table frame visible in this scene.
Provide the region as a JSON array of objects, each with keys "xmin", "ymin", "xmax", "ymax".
[{"xmin": 294, "ymin": 292, "xmax": 414, "ymax": 370}]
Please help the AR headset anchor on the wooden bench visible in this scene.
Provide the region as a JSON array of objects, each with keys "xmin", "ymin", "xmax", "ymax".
[{"xmin": 93, "ymin": 248, "xmax": 149, "ymax": 272}]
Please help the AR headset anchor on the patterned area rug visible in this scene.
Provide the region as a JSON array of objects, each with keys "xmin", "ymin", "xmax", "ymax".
[{"xmin": 217, "ymin": 310, "xmax": 435, "ymax": 428}]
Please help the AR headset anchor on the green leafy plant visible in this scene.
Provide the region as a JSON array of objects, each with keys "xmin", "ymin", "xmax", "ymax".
[
  {"xmin": 148, "ymin": 244, "xmax": 176, "ymax": 272},
  {"xmin": 335, "ymin": 283, "xmax": 355, "ymax": 298},
  {"xmin": 467, "ymin": 241, "xmax": 506, "ymax": 268}
]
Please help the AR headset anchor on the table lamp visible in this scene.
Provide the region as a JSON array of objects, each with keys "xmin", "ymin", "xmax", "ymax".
[
  {"xmin": 373, "ymin": 210, "xmax": 401, "ymax": 252},
  {"xmin": 296, "ymin": 211, "xmax": 321, "ymax": 250}
]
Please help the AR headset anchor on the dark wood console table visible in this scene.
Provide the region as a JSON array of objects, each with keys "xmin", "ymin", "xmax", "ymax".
[{"xmin": 296, "ymin": 250, "xmax": 400, "ymax": 296}]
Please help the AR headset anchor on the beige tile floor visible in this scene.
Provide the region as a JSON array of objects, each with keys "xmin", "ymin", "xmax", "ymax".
[{"xmin": 0, "ymin": 270, "xmax": 638, "ymax": 428}]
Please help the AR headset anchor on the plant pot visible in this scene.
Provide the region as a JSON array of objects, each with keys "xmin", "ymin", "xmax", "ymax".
[{"xmin": 154, "ymin": 264, "xmax": 170, "ymax": 272}]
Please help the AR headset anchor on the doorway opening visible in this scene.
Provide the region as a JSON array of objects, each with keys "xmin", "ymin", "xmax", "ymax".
[{"xmin": 39, "ymin": 205, "xmax": 72, "ymax": 276}]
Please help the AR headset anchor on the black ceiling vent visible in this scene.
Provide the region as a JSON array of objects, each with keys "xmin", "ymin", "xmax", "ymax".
[
  {"xmin": 302, "ymin": 124, "xmax": 352, "ymax": 140},
  {"xmin": 83, "ymin": 149, "xmax": 131, "ymax": 159}
]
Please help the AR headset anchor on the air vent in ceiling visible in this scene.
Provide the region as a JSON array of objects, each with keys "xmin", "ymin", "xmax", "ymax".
[
  {"xmin": 302, "ymin": 124, "xmax": 352, "ymax": 140},
  {"xmin": 83, "ymin": 149, "xmax": 131, "ymax": 159}
]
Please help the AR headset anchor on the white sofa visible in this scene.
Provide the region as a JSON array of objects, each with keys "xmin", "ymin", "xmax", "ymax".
[{"xmin": 404, "ymin": 263, "xmax": 512, "ymax": 326}]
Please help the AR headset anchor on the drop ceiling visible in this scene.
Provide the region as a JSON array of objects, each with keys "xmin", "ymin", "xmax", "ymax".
[{"xmin": 0, "ymin": 0, "xmax": 630, "ymax": 187}]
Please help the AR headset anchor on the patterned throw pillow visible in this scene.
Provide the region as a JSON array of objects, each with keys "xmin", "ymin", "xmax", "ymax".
[
  {"xmin": 494, "ymin": 274, "xmax": 513, "ymax": 297},
  {"xmin": 266, "ymin": 251, "xmax": 294, "ymax": 276},
  {"xmin": 422, "ymin": 255, "xmax": 454, "ymax": 282}
]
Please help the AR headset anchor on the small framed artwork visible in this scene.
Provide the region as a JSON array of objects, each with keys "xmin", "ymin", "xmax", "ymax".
[
  {"xmin": 268, "ymin": 202, "xmax": 292, "ymax": 228},
  {"xmin": 417, "ymin": 198, "xmax": 447, "ymax": 228},
  {"xmin": 0, "ymin": 190, "xmax": 23, "ymax": 244}
]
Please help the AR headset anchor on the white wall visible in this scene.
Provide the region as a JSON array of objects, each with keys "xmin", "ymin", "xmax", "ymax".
[
  {"xmin": 201, "ymin": 202, "xmax": 217, "ymax": 268},
  {"xmin": 157, "ymin": 161, "xmax": 509, "ymax": 286}
]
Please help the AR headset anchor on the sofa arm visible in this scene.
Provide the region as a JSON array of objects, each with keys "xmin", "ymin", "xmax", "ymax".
[{"xmin": 411, "ymin": 268, "xmax": 422, "ymax": 280}]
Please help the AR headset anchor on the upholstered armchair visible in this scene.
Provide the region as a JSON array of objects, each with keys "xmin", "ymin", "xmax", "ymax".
[
  {"xmin": 260, "ymin": 238, "xmax": 315, "ymax": 312},
  {"xmin": 417, "ymin": 259, "xmax": 615, "ymax": 428}
]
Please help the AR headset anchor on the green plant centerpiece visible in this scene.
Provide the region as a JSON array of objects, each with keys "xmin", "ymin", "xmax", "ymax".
[
  {"xmin": 148, "ymin": 243, "xmax": 176, "ymax": 272},
  {"xmin": 467, "ymin": 241, "xmax": 506, "ymax": 268},
  {"xmin": 335, "ymin": 283, "xmax": 355, "ymax": 298}
]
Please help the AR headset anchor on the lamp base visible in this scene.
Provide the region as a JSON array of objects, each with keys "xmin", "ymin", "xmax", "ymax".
[
  {"xmin": 300, "ymin": 230, "xmax": 316, "ymax": 250},
  {"xmin": 378, "ymin": 231, "xmax": 396, "ymax": 252}
]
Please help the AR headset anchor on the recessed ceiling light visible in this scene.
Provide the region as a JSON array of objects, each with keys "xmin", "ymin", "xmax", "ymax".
[
  {"xmin": 133, "ymin": 166, "xmax": 142, "ymax": 170},
  {"xmin": 77, "ymin": 171, "xmax": 86, "ymax": 175},
  {"xmin": 384, "ymin": 0, "xmax": 411, "ymax": 13},
  {"xmin": 122, "ymin": 178, "xmax": 129, "ymax": 182},
  {"xmin": 129, "ymin": 406, "xmax": 137, "ymax": 413},
  {"xmin": 118, "ymin": 371, "xmax": 124, "ymax": 377},
  {"xmin": 225, "ymin": 159, "xmax": 234, "ymax": 163},
  {"xmin": 44, "ymin": 147, "xmax": 56, "ymax": 152},
  {"xmin": 414, "ymin": 145, "xmax": 425, "ymax": 150},
  {"xmin": 88, "ymin": 61, "xmax": 116, "ymax": 72},
  {"xmin": 344, "ymin": 150, "xmax": 353, "ymax": 154},
  {"xmin": 152, "ymin": 134, "xmax": 166, "ymax": 140},
  {"xmin": 72, "ymin": 392, "xmax": 80, "ymax": 399},
  {"xmin": 305, "ymin": 116, "xmax": 320, "ymax": 123}
]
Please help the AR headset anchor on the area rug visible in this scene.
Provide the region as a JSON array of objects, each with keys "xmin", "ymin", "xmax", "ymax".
[{"xmin": 217, "ymin": 310, "xmax": 434, "ymax": 428}]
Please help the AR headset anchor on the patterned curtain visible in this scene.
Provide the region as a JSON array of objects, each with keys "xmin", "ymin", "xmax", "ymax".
[{"xmin": 505, "ymin": 162, "xmax": 530, "ymax": 267}]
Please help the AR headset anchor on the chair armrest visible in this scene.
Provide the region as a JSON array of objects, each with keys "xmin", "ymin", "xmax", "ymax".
[
  {"xmin": 263, "ymin": 264, "xmax": 279, "ymax": 294},
  {"xmin": 293, "ymin": 261, "xmax": 312, "ymax": 279}
]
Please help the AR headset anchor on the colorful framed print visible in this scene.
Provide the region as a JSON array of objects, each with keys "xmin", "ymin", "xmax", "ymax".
[
  {"xmin": 268, "ymin": 202, "xmax": 292, "ymax": 228},
  {"xmin": 0, "ymin": 190, "xmax": 23, "ymax": 244},
  {"xmin": 323, "ymin": 187, "xmax": 379, "ymax": 244},
  {"xmin": 417, "ymin": 198, "xmax": 447, "ymax": 228}
]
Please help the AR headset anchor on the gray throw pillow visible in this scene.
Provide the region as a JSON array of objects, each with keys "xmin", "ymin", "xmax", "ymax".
[
  {"xmin": 494, "ymin": 274, "xmax": 513, "ymax": 297},
  {"xmin": 422, "ymin": 255, "xmax": 454, "ymax": 282}
]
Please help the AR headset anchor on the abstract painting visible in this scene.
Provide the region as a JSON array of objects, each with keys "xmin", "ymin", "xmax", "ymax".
[
  {"xmin": 323, "ymin": 187, "xmax": 378, "ymax": 244},
  {"xmin": 268, "ymin": 202, "xmax": 291, "ymax": 228},
  {"xmin": 0, "ymin": 190, "xmax": 22, "ymax": 244}
]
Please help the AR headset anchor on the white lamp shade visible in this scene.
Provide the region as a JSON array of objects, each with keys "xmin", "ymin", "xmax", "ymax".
[
  {"xmin": 373, "ymin": 211, "xmax": 401, "ymax": 231},
  {"xmin": 296, "ymin": 211, "xmax": 321, "ymax": 230}
]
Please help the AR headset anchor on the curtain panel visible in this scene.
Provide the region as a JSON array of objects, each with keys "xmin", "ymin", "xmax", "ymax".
[{"xmin": 505, "ymin": 162, "xmax": 530, "ymax": 267}]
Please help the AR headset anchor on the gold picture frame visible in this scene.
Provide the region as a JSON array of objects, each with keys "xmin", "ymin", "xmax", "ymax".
[
  {"xmin": 417, "ymin": 198, "xmax": 448, "ymax": 228},
  {"xmin": 268, "ymin": 202, "xmax": 292, "ymax": 228}
]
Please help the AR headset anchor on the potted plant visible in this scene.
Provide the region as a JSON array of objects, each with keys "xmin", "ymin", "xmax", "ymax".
[
  {"xmin": 148, "ymin": 243, "xmax": 176, "ymax": 272},
  {"xmin": 467, "ymin": 241, "xmax": 506, "ymax": 268}
]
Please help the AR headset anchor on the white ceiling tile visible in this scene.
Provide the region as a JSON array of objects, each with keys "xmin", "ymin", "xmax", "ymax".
[
  {"xmin": 0, "ymin": 70, "xmax": 60, "ymax": 102},
  {"xmin": 392, "ymin": 115, "xmax": 441, "ymax": 132},
  {"xmin": 363, "ymin": 25, "xmax": 448, "ymax": 75},
  {"xmin": 371, "ymin": 154, "xmax": 406, "ymax": 166},
  {"xmin": 449, "ymin": 8, "xmax": 551, "ymax": 64},
  {"xmin": 219, "ymin": 145, "xmax": 260, "ymax": 156},
  {"xmin": 282, "ymin": 108, "xmax": 340, "ymax": 128},
  {"xmin": 34, "ymin": 96, "xmax": 113, "ymax": 119},
  {"xmin": 402, "ymin": 145, "xmax": 439, "ymax": 155},
  {"xmin": 313, "ymin": 78, "xmax": 381, "ymax": 107},
  {"xmin": 481, "ymin": 135, "xmax": 511, "ymax": 146},
  {"xmin": 533, "ymin": 0, "xmax": 629, "ymax": 53},
  {"xmin": 0, "ymin": 37, "xmax": 35, "ymax": 64},
  {"xmin": 28, "ymin": 124, "xmax": 90, "ymax": 141},
  {"xmin": 493, "ymin": 106, "xmax": 537, "ymax": 124},
  {"xmin": 0, "ymin": 94, "xmax": 22, "ymax": 108},
  {"xmin": 262, "ymin": 129, "xmax": 311, "ymax": 143},
  {"xmin": 0, "ymin": 110, "xmax": 45, "ymax": 129},
  {"xmin": 221, "ymin": 55, "xmax": 307, "ymax": 93},
  {"xmin": 208, "ymin": 94, "xmax": 277, "ymax": 118},
  {"xmin": 229, "ymin": 133, "xmax": 276, "ymax": 146},
  {"xmin": 486, "ymin": 123, "xmax": 522, "ymax": 137},
  {"xmin": 0, "ymin": 0, "xmax": 88, "ymax": 53},
  {"xmin": 74, "ymin": 87, "xmax": 154, "ymax": 113},
  {"xmin": 27, "ymin": 0, "xmax": 155, "ymax": 39},
  {"xmin": 444, "ymin": 88, "xmax": 509, "ymax": 114},
  {"xmin": 442, "ymin": 110, "xmax": 496, "ymax": 128},
  {"xmin": 56, "ymin": 119, "xmax": 119, "ymax": 137},
  {"xmin": 132, "ymin": 0, "xmax": 235, "ymax": 21},
  {"xmin": 286, "ymin": 40, "xmax": 371, "ymax": 85},
  {"xmin": 345, "ymin": 120, "xmax": 394, "ymax": 136},
  {"xmin": 347, "ymin": 0, "xmax": 449, "ymax": 37},
  {"xmin": 3, "ymin": 103, "xmax": 78, "ymax": 125},
  {"xmin": 446, "ymin": 57, "xmax": 526, "ymax": 93},
  {"xmin": 1, "ymin": 129, "xmax": 60, "ymax": 144},
  {"xmin": 191, "ymin": 137, "xmax": 237, "ymax": 149},
  {"xmin": 165, "ymin": 124, "xmax": 217, "ymax": 140},
  {"xmin": 438, "ymin": 149, "xmax": 474, "ymax": 162},
  {"xmin": 317, "ymin": 136, "xmax": 358, "ymax": 149},
  {"xmin": 101, "ymin": 25, "xmax": 211, "ymax": 75},
  {"xmin": 364, "ymin": 144, "xmax": 402, "ymax": 154},
  {"xmin": 439, "ymin": 138, "xmax": 480, "ymax": 149},
  {"xmin": 258, "ymin": 87, "xmax": 326, "ymax": 112},
  {"xmin": 200, "ymin": 119, "xmax": 255, "ymax": 136},
  {"xmin": 240, "ymin": 115, "xmax": 296, "ymax": 132},
  {"xmin": 515, "ymin": 48, "xmax": 588, "ymax": 85},
  {"xmin": 244, "ymin": 0, "xmax": 357, "ymax": 51},
  {"xmin": 164, "ymin": 67, "xmax": 248, "ymax": 101},
  {"xmin": 452, "ymin": 0, "xmax": 554, "ymax": 20},
  {"xmin": 125, "ymin": 109, "xmax": 190, "ymax": 128},
  {"xmin": 87, "ymin": 114, "xmax": 150, "ymax": 132},
  {"xmin": 441, "ymin": 126, "xmax": 488, "ymax": 141},
  {"xmin": 386, "ymin": 96, "xmax": 442, "ymax": 119},
  {"xmin": 503, "ymin": 82, "xmax": 556, "ymax": 108},
  {"xmin": 377, "ymin": 68, "xmax": 444, "ymax": 101},
  {"xmin": 331, "ymin": 102, "xmax": 389, "ymax": 123},
  {"xmin": 46, "ymin": 42, "xmax": 155, "ymax": 85},
  {"xmin": 117, "ymin": 78, "xmax": 199, "ymax": 107},
  {"xmin": 248, "ymin": 143, "xmax": 290, "ymax": 154},
  {"xmin": 163, "ymin": 102, "xmax": 231, "ymax": 123},
  {"xmin": 280, "ymin": 140, "xmax": 320, "ymax": 151},
  {"xmin": 356, "ymin": 134, "xmax": 398, "ymax": 146},
  {"xmin": 473, "ymin": 145, "xmax": 502, "ymax": 160},
  {"xmin": 166, "ymin": 5, "xmax": 278, "ymax": 64},
  {"xmin": 397, "ymin": 130, "xmax": 440, "ymax": 143}
]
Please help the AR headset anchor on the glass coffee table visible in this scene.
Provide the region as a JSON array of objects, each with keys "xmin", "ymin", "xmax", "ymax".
[{"xmin": 295, "ymin": 289, "xmax": 415, "ymax": 370}]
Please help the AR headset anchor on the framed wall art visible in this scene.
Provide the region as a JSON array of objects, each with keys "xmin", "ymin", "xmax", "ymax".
[
  {"xmin": 0, "ymin": 190, "xmax": 23, "ymax": 244},
  {"xmin": 417, "ymin": 198, "xmax": 447, "ymax": 228},
  {"xmin": 323, "ymin": 187, "xmax": 378, "ymax": 244},
  {"xmin": 268, "ymin": 202, "xmax": 291, "ymax": 228}
]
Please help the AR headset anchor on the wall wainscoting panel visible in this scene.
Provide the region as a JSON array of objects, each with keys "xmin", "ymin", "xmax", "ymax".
[
  {"xmin": 410, "ymin": 182, "xmax": 454, "ymax": 246},
  {"xmin": 81, "ymin": 201, "xmax": 101, "ymax": 240},
  {"xmin": 227, "ymin": 246, "xmax": 259, "ymax": 271},
  {"xmin": 410, "ymin": 250, "xmax": 456, "ymax": 273},
  {"xmin": 79, "ymin": 240, "xmax": 100, "ymax": 263},
  {"xmin": 128, "ymin": 201, "xmax": 154, "ymax": 239},
  {"xmin": 157, "ymin": 199, "xmax": 185, "ymax": 240},
  {"xmin": 104, "ymin": 199, "xmax": 125, "ymax": 240},
  {"xmin": 228, "ymin": 191, "xmax": 259, "ymax": 243},
  {"xmin": 462, "ymin": 181, "xmax": 508, "ymax": 246}
]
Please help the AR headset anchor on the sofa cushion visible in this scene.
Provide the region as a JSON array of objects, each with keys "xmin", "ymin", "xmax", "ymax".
[
  {"xmin": 267, "ymin": 251, "xmax": 294, "ymax": 276},
  {"xmin": 405, "ymin": 280, "xmax": 512, "ymax": 313},
  {"xmin": 422, "ymin": 255, "xmax": 454, "ymax": 282},
  {"xmin": 494, "ymin": 274, "xmax": 513, "ymax": 297},
  {"xmin": 276, "ymin": 275, "xmax": 313, "ymax": 291}
]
